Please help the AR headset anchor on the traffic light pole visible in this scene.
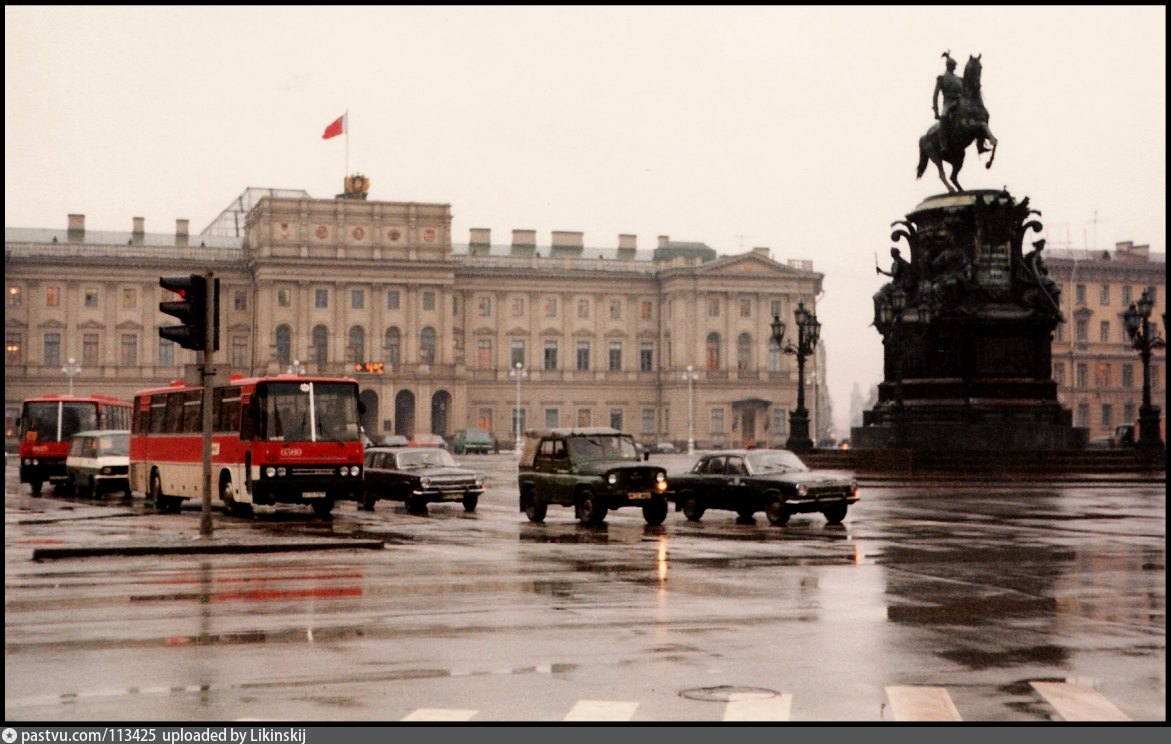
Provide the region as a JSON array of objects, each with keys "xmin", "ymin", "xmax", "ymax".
[{"xmin": 199, "ymin": 272, "xmax": 216, "ymax": 537}]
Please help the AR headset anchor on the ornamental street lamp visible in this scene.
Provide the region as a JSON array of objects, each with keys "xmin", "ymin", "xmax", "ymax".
[
  {"xmin": 62, "ymin": 357, "xmax": 82, "ymax": 396},
  {"xmin": 877, "ymin": 286, "xmax": 908, "ymax": 410},
  {"xmin": 772, "ymin": 302, "xmax": 820, "ymax": 452},
  {"xmin": 510, "ymin": 362, "xmax": 527, "ymax": 455},
  {"xmin": 1123, "ymin": 289, "xmax": 1166, "ymax": 450},
  {"xmin": 682, "ymin": 365, "xmax": 699, "ymax": 455},
  {"xmin": 287, "ymin": 358, "xmax": 307, "ymax": 375}
]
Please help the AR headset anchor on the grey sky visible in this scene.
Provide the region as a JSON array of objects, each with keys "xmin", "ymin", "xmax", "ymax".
[{"xmin": 5, "ymin": 6, "xmax": 1166, "ymax": 435}]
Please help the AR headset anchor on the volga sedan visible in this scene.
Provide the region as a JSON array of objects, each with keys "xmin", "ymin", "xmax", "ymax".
[
  {"xmin": 667, "ymin": 449, "xmax": 858, "ymax": 525},
  {"xmin": 362, "ymin": 446, "xmax": 484, "ymax": 513}
]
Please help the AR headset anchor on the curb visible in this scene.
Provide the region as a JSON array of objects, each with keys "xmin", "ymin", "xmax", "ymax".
[{"xmin": 31, "ymin": 539, "xmax": 386, "ymax": 560}]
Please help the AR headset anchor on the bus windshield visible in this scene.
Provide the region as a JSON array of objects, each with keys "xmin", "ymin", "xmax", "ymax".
[
  {"xmin": 21, "ymin": 402, "xmax": 98, "ymax": 442},
  {"xmin": 257, "ymin": 381, "xmax": 359, "ymax": 442}
]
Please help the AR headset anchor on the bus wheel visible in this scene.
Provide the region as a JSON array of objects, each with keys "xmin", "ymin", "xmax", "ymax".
[
  {"xmin": 151, "ymin": 471, "xmax": 180, "ymax": 513},
  {"xmin": 78, "ymin": 476, "xmax": 94, "ymax": 499},
  {"xmin": 30, "ymin": 481, "xmax": 43, "ymax": 497},
  {"xmin": 220, "ymin": 476, "xmax": 252, "ymax": 518},
  {"xmin": 312, "ymin": 499, "xmax": 334, "ymax": 517}
]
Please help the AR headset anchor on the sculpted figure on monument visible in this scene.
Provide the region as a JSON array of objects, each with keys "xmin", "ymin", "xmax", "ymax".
[
  {"xmin": 872, "ymin": 247, "xmax": 916, "ymax": 326},
  {"xmin": 1018, "ymin": 239, "xmax": 1063, "ymax": 318},
  {"xmin": 917, "ymin": 52, "xmax": 999, "ymax": 193},
  {"xmin": 926, "ymin": 240, "xmax": 974, "ymax": 312}
]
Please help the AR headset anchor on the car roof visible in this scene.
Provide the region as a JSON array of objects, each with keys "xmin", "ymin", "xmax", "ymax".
[
  {"xmin": 524, "ymin": 427, "xmax": 624, "ymax": 439},
  {"xmin": 698, "ymin": 449, "xmax": 793, "ymax": 457},
  {"xmin": 73, "ymin": 429, "xmax": 130, "ymax": 438}
]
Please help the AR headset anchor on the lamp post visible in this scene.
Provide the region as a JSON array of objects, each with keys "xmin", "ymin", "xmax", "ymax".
[
  {"xmin": 510, "ymin": 361, "xmax": 527, "ymax": 455},
  {"xmin": 62, "ymin": 357, "xmax": 82, "ymax": 396},
  {"xmin": 682, "ymin": 365, "xmax": 699, "ymax": 455},
  {"xmin": 877, "ymin": 286, "xmax": 908, "ymax": 410},
  {"xmin": 772, "ymin": 302, "xmax": 820, "ymax": 452},
  {"xmin": 287, "ymin": 358, "xmax": 306, "ymax": 375},
  {"xmin": 1123, "ymin": 289, "xmax": 1166, "ymax": 450}
]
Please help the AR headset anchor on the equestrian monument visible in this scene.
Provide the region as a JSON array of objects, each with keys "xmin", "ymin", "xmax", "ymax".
[{"xmin": 851, "ymin": 52, "xmax": 1085, "ymax": 451}]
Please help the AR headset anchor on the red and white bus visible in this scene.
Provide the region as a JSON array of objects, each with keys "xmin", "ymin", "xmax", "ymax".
[
  {"xmin": 130, "ymin": 374, "xmax": 364, "ymax": 516},
  {"xmin": 18, "ymin": 394, "xmax": 133, "ymax": 495}
]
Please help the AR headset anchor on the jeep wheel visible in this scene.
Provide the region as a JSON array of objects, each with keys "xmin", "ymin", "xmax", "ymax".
[
  {"xmin": 578, "ymin": 489, "xmax": 606, "ymax": 525},
  {"xmin": 822, "ymin": 502, "xmax": 848, "ymax": 525},
  {"xmin": 642, "ymin": 498, "xmax": 668, "ymax": 526},
  {"xmin": 462, "ymin": 493, "xmax": 479, "ymax": 513},
  {"xmin": 764, "ymin": 497, "xmax": 790, "ymax": 526},
  {"xmin": 523, "ymin": 491, "xmax": 547, "ymax": 523},
  {"xmin": 682, "ymin": 494, "xmax": 705, "ymax": 522}
]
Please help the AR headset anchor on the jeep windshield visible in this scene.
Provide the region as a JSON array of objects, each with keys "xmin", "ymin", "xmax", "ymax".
[{"xmin": 566, "ymin": 434, "xmax": 639, "ymax": 462}]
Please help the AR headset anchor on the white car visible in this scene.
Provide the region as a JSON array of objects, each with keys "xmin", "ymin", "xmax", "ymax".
[{"xmin": 66, "ymin": 430, "xmax": 131, "ymax": 498}]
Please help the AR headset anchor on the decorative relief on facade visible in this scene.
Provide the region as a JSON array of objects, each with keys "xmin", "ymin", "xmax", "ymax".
[
  {"xmin": 423, "ymin": 228, "xmax": 437, "ymax": 243},
  {"xmin": 351, "ymin": 226, "xmax": 366, "ymax": 241},
  {"xmin": 315, "ymin": 225, "xmax": 329, "ymax": 240},
  {"xmin": 388, "ymin": 228, "xmax": 403, "ymax": 243}
]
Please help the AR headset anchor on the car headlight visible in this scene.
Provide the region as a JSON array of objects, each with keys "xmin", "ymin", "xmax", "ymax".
[
  {"xmin": 607, "ymin": 473, "xmax": 618, "ymax": 485},
  {"xmin": 277, "ymin": 467, "xmax": 286, "ymax": 477},
  {"xmin": 655, "ymin": 472, "xmax": 666, "ymax": 482},
  {"xmin": 101, "ymin": 467, "xmax": 112, "ymax": 475},
  {"xmin": 351, "ymin": 465, "xmax": 361, "ymax": 477},
  {"xmin": 420, "ymin": 477, "xmax": 432, "ymax": 488},
  {"xmin": 796, "ymin": 484, "xmax": 808, "ymax": 496},
  {"xmin": 475, "ymin": 476, "xmax": 484, "ymax": 488},
  {"xmin": 265, "ymin": 466, "xmax": 276, "ymax": 478}
]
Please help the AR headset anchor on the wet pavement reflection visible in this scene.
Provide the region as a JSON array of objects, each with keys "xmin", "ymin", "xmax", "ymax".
[{"xmin": 4, "ymin": 455, "xmax": 1164, "ymax": 722}]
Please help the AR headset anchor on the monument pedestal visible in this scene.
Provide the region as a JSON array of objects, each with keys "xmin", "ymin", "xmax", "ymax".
[{"xmin": 853, "ymin": 190, "xmax": 1086, "ymax": 451}]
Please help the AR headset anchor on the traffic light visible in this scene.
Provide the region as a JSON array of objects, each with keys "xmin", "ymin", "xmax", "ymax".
[{"xmin": 159, "ymin": 274, "xmax": 219, "ymax": 351}]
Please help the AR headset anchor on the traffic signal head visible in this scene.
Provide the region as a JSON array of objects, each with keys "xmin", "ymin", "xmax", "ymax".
[{"xmin": 159, "ymin": 274, "xmax": 208, "ymax": 351}]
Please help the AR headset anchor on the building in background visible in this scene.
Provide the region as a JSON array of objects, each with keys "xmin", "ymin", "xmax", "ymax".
[
  {"xmin": 1046, "ymin": 242, "xmax": 1166, "ymax": 440},
  {"xmin": 6, "ymin": 185, "xmax": 831, "ymax": 450}
]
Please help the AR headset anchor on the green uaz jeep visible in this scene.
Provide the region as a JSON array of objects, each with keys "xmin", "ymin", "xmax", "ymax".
[{"xmin": 517, "ymin": 427, "xmax": 669, "ymax": 525}]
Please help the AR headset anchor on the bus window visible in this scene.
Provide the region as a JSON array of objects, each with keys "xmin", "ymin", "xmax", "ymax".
[
  {"xmin": 314, "ymin": 383, "xmax": 360, "ymax": 441},
  {"xmin": 21, "ymin": 403, "xmax": 58, "ymax": 442},
  {"xmin": 61, "ymin": 403, "xmax": 97, "ymax": 440},
  {"xmin": 149, "ymin": 395, "xmax": 168, "ymax": 434}
]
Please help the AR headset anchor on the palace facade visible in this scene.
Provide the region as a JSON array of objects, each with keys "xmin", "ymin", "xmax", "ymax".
[
  {"xmin": 5, "ymin": 187, "xmax": 832, "ymax": 449},
  {"xmin": 1046, "ymin": 242, "xmax": 1166, "ymax": 440}
]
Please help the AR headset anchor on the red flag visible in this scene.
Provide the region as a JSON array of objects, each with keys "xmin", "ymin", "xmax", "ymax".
[{"xmin": 322, "ymin": 113, "xmax": 346, "ymax": 140}]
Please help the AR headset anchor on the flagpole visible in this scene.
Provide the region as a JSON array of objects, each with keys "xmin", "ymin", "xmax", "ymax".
[{"xmin": 345, "ymin": 109, "xmax": 350, "ymax": 180}]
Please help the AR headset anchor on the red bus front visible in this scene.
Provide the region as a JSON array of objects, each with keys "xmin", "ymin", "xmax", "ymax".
[{"xmin": 19, "ymin": 395, "xmax": 131, "ymax": 495}]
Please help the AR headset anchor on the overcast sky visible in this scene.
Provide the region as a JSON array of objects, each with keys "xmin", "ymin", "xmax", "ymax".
[{"xmin": 5, "ymin": 6, "xmax": 1166, "ymax": 435}]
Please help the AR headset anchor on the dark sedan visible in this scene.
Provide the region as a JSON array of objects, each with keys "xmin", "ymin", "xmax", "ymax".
[
  {"xmin": 362, "ymin": 446, "xmax": 485, "ymax": 513},
  {"xmin": 667, "ymin": 449, "xmax": 858, "ymax": 525}
]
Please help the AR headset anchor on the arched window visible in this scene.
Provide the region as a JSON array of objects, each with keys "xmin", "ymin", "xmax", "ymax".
[
  {"xmin": 349, "ymin": 326, "xmax": 365, "ymax": 363},
  {"xmin": 275, "ymin": 324, "xmax": 292, "ymax": 366},
  {"xmin": 385, "ymin": 327, "xmax": 401, "ymax": 365},
  {"xmin": 706, "ymin": 332, "xmax": 721, "ymax": 371},
  {"xmin": 312, "ymin": 325, "xmax": 329, "ymax": 364},
  {"xmin": 737, "ymin": 333, "xmax": 753, "ymax": 371},
  {"xmin": 420, "ymin": 327, "xmax": 437, "ymax": 365}
]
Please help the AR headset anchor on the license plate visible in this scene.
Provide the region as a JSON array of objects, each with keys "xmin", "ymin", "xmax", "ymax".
[
  {"xmin": 628, "ymin": 491, "xmax": 651, "ymax": 500},
  {"xmin": 304, "ymin": 491, "xmax": 327, "ymax": 499}
]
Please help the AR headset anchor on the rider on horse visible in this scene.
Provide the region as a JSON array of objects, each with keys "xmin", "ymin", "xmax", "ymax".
[{"xmin": 933, "ymin": 51, "xmax": 965, "ymax": 152}]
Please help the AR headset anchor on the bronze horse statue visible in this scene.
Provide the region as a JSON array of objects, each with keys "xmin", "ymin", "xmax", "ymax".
[{"xmin": 917, "ymin": 55, "xmax": 998, "ymax": 193}]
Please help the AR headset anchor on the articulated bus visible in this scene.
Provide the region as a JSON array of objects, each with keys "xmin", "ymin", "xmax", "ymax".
[
  {"xmin": 19, "ymin": 394, "xmax": 133, "ymax": 495},
  {"xmin": 130, "ymin": 374, "xmax": 364, "ymax": 516}
]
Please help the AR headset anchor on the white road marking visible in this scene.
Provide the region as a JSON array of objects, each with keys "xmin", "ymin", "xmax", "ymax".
[
  {"xmin": 563, "ymin": 700, "xmax": 639, "ymax": 721},
  {"xmin": 723, "ymin": 692, "xmax": 793, "ymax": 721},
  {"xmin": 886, "ymin": 686, "xmax": 963, "ymax": 721},
  {"xmin": 401, "ymin": 708, "xmax": 478, "ymax": 721},
  {"xmin": 1030, "ymin": 681, "xmax": 1131, "ymax": 721}
]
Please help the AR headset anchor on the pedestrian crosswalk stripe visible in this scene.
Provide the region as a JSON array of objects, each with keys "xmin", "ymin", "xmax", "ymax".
[
  {"xmin": 886, "ymin": 686, "xmax": 962, "ymax": 721},
  {"xmin": 723, "ymin": 692, "xmax": 793, "ymax": 721},
  {"xmin": 563, "ymin": 700, "xmax": 639, "ymax": 721},
  {"xmin": 401, "ymin": 708, "xmax": 478, "ymax": 721},
  {"xmin": 1029, "ymin": 682, "xmax": 1131, "ymax": 722}
]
